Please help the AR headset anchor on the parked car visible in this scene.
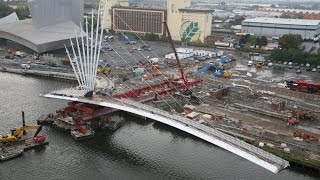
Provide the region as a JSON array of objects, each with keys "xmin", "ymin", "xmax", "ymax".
[
  {"xmin": 20, "ymin": 64, "xmax": 31, "ymax": 69},
  {"xmin": 197, "ymin": 56, "xmax": 206, "ymax": 61},
  {"xmin": 306, "ymin": 67, "xmax": 312, "ymax": 71},
  {"xmin": 306, "ymin": 63, "xmax": 311, "ymax": 67},
  {"xmin": 288, "ymin": 65, "xmax": 293, "ymax": 69},
  {"xmin": 317, "ymin": 65, "xmax": 320, "ymax": 69},
  {"xmin": 311, "ymin": 68, "xmax": 317, "ymax": 72},
  {"xmin": 283, "ymin": 61, "xmax": 288, "ymax": 65},
  {"xmin": 296, "ymin": 69, "xmax": 301, "ymax": 74},
  {"xmin": 15, "ymin": 51, "xmax": 26, "ymax": 58}
]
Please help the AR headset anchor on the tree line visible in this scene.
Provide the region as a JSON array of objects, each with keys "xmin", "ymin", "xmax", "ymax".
[
  {"xmin": 0, "ymin": 2, "xmax": 29, "ymax": 20},
  {"xmin": 271, "ymin": 34, "xmax": 319, "ymax": 65}
]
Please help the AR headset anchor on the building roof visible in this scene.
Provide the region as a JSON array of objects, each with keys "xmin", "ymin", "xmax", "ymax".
[
  {"xmin": 258, "ymin": 8, "xmax": 320, "ymax": 15},
  {"xmin": 179, "ymin": 7, "xmax": 215, "ymax": 13},
  {"xmin": 0, "ymin": 12, "xmax": 19, "ymax": 26},
  {"xmin": 242, "ymin": 17, "xmax": 320, "ymax": 26},
  {"xmin": 112, "ymin": 6, "xmax": 166, "ymax": 12},
  {"xmin": 0, "ymin": 19, "xmax": 81, "ymax": 53}
]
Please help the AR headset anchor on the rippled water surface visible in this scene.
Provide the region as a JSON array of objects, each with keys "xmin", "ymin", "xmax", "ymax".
[{"xmin": 0, "ymin": 73, "xmax": 318, "ymax": 179}]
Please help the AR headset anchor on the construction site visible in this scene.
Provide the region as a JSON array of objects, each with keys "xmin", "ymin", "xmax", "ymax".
[
  {"xmin": 32, "ymin": 35, "xmax": 320, "ymax": 172},
  {"xmin": 0, "ymin": 6, "xmax": 318, "ymax": 173}
]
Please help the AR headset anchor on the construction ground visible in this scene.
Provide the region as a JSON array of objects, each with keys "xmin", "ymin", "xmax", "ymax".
[{"xmin": 0, "ymin": 39, "xmax": 319, "ymax": 170}]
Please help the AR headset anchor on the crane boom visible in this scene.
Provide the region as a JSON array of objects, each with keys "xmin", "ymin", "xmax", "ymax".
[
  {"xmin": 13, "ymin": 125, "xmax": 42, "ymax": 137},
  {"xmin": 163, "ymin": 21, "xmax": 189, "ymax": 88}
]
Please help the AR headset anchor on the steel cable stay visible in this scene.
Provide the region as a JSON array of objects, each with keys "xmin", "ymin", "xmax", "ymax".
[{"xmin": 109, "ymin": 10, "xmax": 216, "ymax": 115}]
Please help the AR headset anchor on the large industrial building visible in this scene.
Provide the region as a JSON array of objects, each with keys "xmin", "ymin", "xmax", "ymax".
[
  {"xmin": 100, "ymin": 0, "xmax": 214, "ymax": 43},
  {"xmin": 242, "ymin": 17, "xmax": 320, "ymax": 38}
]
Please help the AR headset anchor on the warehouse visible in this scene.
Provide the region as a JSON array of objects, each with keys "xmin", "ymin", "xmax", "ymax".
[{"xmin": 242, "ymin": 17, "xmax": 320, "ymax": 38}]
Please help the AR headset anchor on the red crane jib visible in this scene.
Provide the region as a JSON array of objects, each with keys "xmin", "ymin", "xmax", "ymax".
[{"xmin": 156, "ymin": 80, "xmax": 202, "ymax": 96}]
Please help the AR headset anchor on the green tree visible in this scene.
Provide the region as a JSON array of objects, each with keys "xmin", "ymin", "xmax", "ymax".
[
  {"xmin": 256, "ymin": 37, "xmax": 261, "ymax": 48},
  {"xmin": 239, "ymin": 34, "xmax": 250, "ymax": 45},
  {"xmin": 248, "ymin": 36, "xmax": 257, "ymax": 46},
  {"xmin": 261, "ymin": 36, "xmax": 268, "ymax": 46},
  {"xmin": 15, "ymin": 6, "xmax": 29, "ymax": 20},
  {"xmin": 0, "ymin": 3, "xmax": 14, "ymax": 18},
  {"xmin": 279, "ymin": 34, "xmax": 302, "ymax": 49},
  {"xmin": 144, "ymin": 32, "xmax": 159, "ymax": 41}
]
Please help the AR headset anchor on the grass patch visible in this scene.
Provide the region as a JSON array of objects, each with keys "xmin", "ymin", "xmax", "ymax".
[{"xmin": 261, "ymin": 146, "xmax": 320, "ymax": 170}]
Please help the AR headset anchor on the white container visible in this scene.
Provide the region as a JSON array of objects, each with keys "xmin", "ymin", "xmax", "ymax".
[
  {"xmin": 259, "ymin": 142, "xmax": 265, "ymax": 147},
  {"xmin": 284, "ymin": 148, "xmax": 290, "ymax": 153},
  {"xmin": 280, "ymin": 143, "xmax": 287, "ymax": 148}
]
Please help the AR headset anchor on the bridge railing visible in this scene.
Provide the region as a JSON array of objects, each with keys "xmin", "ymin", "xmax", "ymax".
[{"xmin": 118, "ymin": 98, "xmax": 289, "ymax": 167}]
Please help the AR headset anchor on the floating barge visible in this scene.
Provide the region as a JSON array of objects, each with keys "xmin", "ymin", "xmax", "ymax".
[
  {"xmin": 71, "ymin": 126, "xmax": 95, "ymax": 140},
  {"xmin": 0, "ymin": 148, "xmax": 23, "ymax": 161},
  {"xmin": 0, "ymin": 139, "xmax": 49, "ymax": 162},
  {"xmin": 38, "ymin": 95, "xmax": 155, "ymax": 140}
]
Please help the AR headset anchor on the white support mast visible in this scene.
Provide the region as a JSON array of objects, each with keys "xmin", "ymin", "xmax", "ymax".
[{"xmin": 65, "ymin": 7, "xmax": 104, "ymax": 91}]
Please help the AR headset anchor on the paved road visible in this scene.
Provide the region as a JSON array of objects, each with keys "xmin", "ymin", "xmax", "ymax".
[{"xmin": 100, "ymin": 40, "xmax": 173, "ymax": 67}]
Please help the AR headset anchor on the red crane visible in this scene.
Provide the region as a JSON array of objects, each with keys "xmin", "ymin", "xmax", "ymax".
[{"xmin": 163, "ymin": 21, "xmax": 189, "ymax": 88}]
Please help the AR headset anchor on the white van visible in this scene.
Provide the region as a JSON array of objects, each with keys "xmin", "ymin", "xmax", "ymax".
[{"xmin": 248, "ymin": 60, "xmax": 253, "ymax": 66}]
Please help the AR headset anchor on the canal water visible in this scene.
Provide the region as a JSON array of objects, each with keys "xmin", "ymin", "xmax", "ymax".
[{"xmin": 0, "ymin": 73, "xmax": 318, "ymax": 180}]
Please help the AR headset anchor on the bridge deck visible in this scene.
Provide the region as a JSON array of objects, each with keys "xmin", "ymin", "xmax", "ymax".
[{"xmin": 42, "ymin": 91, "xmax": 289, "ymax": 173}]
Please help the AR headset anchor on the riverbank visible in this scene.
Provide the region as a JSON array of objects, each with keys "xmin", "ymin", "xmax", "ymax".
[
  {"xmin": 0, "ymin": 67, "xmax": 76, "ymax": 81},
  {"xmin": 261, "ymin": 146, "xmax": 320, "ymax": 172}
]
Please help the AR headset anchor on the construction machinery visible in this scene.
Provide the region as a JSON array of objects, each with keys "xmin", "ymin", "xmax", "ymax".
[
  {"xmin": 255, "ymin": 62, "xmax": 263, "ymax": 68},
  {"xmin": 223, "ymin": 71, "xmax": 232, "ymax": 78},
  {"xmin": 0, "ymin": 125, "xmax": 43, "ymax": 143},
  {"xmin": 292, "ymin": 110, "xmax": 318, "ymax": 121},
  {"xmin": 0, "ymin": 111, "xmax": 44, "ymax": 143},
  {"xmin": 286, "ymin": 80, "xmax": 320, "ymax": 94},
  {"xmin": 97, "ymin": 64, "xmax": 111, "ymax": 76}
]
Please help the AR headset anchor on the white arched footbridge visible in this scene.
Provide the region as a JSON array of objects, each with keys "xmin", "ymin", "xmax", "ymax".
[{"xmin": 42, "ymin": 92, "xmax": 289, "ymax": 173}]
